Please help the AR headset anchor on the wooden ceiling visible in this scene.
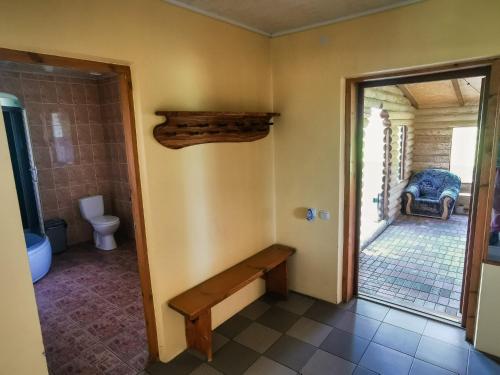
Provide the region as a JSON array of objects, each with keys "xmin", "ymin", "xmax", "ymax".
[
  {"xmin": 165, "ymin": 0, "xmax": 422, "ymax": 36},
  {"xmin": 397, "ymin": 77, "xmax": 483, "ymax": 109}
]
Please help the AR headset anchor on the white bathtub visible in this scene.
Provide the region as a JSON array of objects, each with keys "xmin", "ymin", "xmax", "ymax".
[{"xmin": 25, "ymin": 232, "xmax": 52, "ymax": 283}]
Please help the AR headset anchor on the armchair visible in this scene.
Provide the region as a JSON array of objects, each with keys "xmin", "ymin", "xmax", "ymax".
[{"xmin": 402, "ymin": 169, "xmax": 461, "ymax": 220}]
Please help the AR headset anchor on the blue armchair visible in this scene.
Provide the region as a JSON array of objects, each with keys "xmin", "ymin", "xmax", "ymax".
[{"xmin": 402, "ymin": 169, "xmax": 461, "ymax": 220}]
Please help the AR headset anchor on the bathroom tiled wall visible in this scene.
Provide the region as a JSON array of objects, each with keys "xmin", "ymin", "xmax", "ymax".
[
  {"xmin": 0, "ymin": 69, "xmax": 134, "ymax": 245},
  {"xmin": 98, "ymin": 77, "xmax": 134, "ymax": 240}
]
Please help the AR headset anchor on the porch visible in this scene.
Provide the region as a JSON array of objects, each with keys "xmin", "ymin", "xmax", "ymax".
[{"xmin": 359, "ymin": 214, "xmax": 468, "ymax": 321}]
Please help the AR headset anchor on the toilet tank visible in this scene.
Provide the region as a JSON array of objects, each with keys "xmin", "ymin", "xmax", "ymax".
[{"xmin": 79, "ymin": 195, "xmax": 104, "ymax": 220}]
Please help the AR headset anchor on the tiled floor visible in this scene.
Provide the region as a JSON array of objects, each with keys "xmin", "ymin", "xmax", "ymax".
[
  {"xmin": 359, "ymin": 214, "xmax": 468, "ymax": 320},
  {"xmin": 34, "ymin": 241, "xmax": 148, "ymax": 375},
  {"xmin": 147, "ymin": 292, "xmax": 500, "ymax": 375}
]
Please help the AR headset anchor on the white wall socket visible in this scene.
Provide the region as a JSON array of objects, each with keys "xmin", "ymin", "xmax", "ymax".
[{"xmin": 319, "ymin": 209, "xmax": 331, "ymax": 220}]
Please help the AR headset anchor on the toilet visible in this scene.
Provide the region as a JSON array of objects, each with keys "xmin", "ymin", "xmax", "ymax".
[{"xmin": 79, "ymin": 195, "xmax": 120, "ymax": 250}]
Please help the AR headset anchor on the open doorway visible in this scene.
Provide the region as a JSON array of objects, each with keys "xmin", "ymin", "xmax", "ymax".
[
  {"xmin": 356, "ymin": 74, "xmax": 485, "ymax": 322},
  {"xmin": 0, "ymin": 49, "xmax": 158, "ymax": 373}
]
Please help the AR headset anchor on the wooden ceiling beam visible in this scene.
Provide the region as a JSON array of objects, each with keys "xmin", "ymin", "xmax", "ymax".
[
  {"xmin": 452, "ymin": 79, "xmax": 465, "ymax": 106},
  {"xmin": 397, "ymin": 84, "xmax": 419, "ymax": 109}
]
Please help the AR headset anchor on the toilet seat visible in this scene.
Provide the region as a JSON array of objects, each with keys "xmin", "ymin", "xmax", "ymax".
[{"xmin": 90, "ymin": 215, "xmax": 120, "ymax": 226}]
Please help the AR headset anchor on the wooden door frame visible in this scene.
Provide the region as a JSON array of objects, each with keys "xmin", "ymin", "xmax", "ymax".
[
  {"xmin": 342, "ymin": 57, "xmax": 500, "ymax": 341},
  {"xmin": 0, "ymin": 47, "xmax": 159, "ymax": 361}
]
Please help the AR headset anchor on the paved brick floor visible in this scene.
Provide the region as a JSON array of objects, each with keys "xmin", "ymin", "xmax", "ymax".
[
  {"xmin": 148, "ymin": 293, "xmax": 500, "ymax": 375},
  {"xmin": 34, "ymin": 241, "xmax": 148, "ymax": 375},
  {"xmin": 359, "ymin": 214, "xmax": 468, "ymax": 320}
]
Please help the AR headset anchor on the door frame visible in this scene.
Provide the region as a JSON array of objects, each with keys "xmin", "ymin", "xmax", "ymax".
[
  {"xmin": 342, "ymin": 57, "xmax": 500, "ymax": 341},
  {"xmin": 0, "ymin": 47, "xmax": 159, "ymax": 361}
]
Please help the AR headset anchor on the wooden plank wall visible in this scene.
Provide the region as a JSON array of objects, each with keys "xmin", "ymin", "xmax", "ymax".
[
  {"xmin": 364, "ymin": 86, "xmax": 416, "ymax": 224},
  {"xmin": 412, "ymin": 105, "xmax": 479, "ymax": 171}
]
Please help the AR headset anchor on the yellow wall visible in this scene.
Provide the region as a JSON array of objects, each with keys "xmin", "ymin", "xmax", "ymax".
[
  {"xmin": 271, "ymin": 0, "xmax": 500, "ymax": 303},
  {"xmin": 0, "ymin": 117, "xmax": 47, "ymax": 372},
  {"xmin": 0, "ymin": 0, "xmax": 274, "ymax": 362},
  {"xmin": 474, "ymin": 264, "xmax": 500, "ymax": 357},
  {"xmin": 3, "ymin": 0, "xmax": 500, "ymax": 367}
]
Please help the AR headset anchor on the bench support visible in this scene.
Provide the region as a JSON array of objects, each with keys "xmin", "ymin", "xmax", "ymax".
[
  {"xmin": 185, "ymin": 310, "xmax": 212, "ymax": 361},
  {"xmin": 265, "ymin": 261, "xmax": 288, "ymax": 298},
  {"xmin": 172, "ymin": 246, "xmax": 295, "ymax": 362}
]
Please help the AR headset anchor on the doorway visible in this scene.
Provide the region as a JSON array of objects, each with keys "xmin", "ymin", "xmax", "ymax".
[
  {"xmin": 356, "ymin": 75, "xmax": 484, "ymax": 322},
  {"xmin": 0, "ymin": 48, "xmax": 158, "ymax": 373},
  {"xmin": 342, "ymin": 60, "xmax": 500, "ymax": 339}
]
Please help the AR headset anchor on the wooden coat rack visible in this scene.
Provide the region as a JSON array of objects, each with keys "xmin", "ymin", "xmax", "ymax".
[{"xmin": 154, "ymin": 111, "xmax": 280, "ymax": 149}]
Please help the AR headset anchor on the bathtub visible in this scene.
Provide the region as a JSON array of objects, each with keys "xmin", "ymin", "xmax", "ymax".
[{"xmin": 25, "ymin": 232, "xmax": 52, "ymax": 283}]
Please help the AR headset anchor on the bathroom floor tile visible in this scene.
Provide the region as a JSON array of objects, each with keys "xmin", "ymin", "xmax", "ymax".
[{"xmin": 33, "ymin": 240, "xmax": 148, "ymax": 374}]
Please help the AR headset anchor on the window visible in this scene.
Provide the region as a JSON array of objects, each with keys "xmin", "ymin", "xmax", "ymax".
[
  {"xmin": 398, "ymin": 125, "xmax": 408, "ymax": 181},
  {"xmin": 450, "ymin": 127, "xmax": 478, "ymax": 183}
]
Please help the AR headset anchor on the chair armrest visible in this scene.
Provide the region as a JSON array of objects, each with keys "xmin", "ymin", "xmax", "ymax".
[
  {"xmin": 440, "ymin": 188, "xmax": 459, "ymax": 203},
  {"xmin": 404, "ymin": 184, "xmax": 420, "ymax": 199}
]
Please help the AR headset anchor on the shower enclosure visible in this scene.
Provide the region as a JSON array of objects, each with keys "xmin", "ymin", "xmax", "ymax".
[
  {"xmin": 2, "ymin": 92, "xmax": 51, "ymax": 282},
  {"xmin": 1, "ymin": 93, "xmax": 44, "ymax": 234}
]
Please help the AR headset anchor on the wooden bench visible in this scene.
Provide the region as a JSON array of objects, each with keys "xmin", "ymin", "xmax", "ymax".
[{"xmin": 168, "ymin": 244, "xmax": 296, "ymax": 361}]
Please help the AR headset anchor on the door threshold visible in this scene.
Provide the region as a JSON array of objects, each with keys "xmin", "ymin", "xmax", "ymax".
[{"xmin": 358, "ymin": 292, "xmax": 463, "ymax": 327}]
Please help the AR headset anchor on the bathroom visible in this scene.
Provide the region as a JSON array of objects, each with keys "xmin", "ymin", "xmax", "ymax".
[{"xmin": 0, "ymin": 61, "xmax": 149, "ymax": 373}]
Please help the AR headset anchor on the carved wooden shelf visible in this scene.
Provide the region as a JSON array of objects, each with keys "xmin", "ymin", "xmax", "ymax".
[{"xmin": 154, "ymin": 111, "xmax": 280, "ymax": 149}]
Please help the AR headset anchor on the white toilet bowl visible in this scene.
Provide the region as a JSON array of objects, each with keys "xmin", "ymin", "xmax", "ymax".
[
  {"xmin": 79, "ymin": 195, "xmax": 120, "ymax": 251},
  {"xmin": 90, "ymin": 215, "xmax": 120, "ymax": 250}
]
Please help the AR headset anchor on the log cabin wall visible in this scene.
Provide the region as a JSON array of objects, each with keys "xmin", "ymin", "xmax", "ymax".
[
  {"xmin": 412, "ymin": 105, "xmax": 479, "ymax": 171},
  {"xmin": 363, "ymin": 86, "xmax": 416, "ymax": 225},
  {"xmin": 412, "ymin": 105, "xmax": 479, "ymax": 210}
]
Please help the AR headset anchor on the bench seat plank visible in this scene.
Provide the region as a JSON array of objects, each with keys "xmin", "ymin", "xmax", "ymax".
[{"xmin": 168, "ymin": 244, "xmax": 295, "ymax": 320}]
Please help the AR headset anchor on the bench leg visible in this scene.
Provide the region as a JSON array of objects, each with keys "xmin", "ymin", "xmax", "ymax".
[
  {"xmin": 185, "ymin": 310, "xmax": 212, "ymax": 361},
  {"xmin": 266, "ymin": 261, "xmax": 288, "ymax": 298}
]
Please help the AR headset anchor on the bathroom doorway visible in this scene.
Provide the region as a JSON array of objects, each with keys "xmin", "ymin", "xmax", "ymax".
[{"xmin": 0, "ymin": 48, "xmax": 157, "ymax": 373}]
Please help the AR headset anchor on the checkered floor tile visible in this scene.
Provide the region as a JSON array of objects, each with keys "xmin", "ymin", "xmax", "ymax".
[{"xmin": 149, "ymin": 293, "xmax": 500, "ymax": 374}]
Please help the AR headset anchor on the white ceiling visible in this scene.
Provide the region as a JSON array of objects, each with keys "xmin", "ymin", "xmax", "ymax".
[{"xmin": 164, "ymin": 0, "xmax": 422, "ymax": 36}]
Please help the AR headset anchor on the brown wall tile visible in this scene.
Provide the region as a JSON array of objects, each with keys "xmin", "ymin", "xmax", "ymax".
[
  {"xmin": 90, "ymin": 125, "xmax": 104, "ymax": 144},
  {"xmin": 39, "ymin": 81, "xmax": 57, "ymax": 103},
  {"xmin": 79, "ymin": 144, "xmax": 93, "ymax": 164},
  {"xmin": 76, "ymin": 125, "xmax": 92, "ymax": 144},
  {"xmin": 56, "ymin": 82, "xmax": 73, "ymax": 104},
  {"xmin": 87, "ymin": 105, "xmax": 101, "ymax": 124},
  {"xmin": 92, "ymin": 144, "xmax": 109, "ymax": 163},
  {"xmin": 0, "ymin": 69, "xmax": 133, "ymax": 244},
  {"xmin": 40, "ymin": 189, "xmax": 58, "ymax": 212},
  {"xmin": 25, "ymin": 103, "xmax": 45, "ymax": 125},
  {"xmin": 85, "ymin": 84, "xmax": 99, "ymax": 105},
  {"xmin": 38, "ymin": 169, "xmax": 54, "ymax": 190},
  {"xmin": 53, "ymin": 168, "xmax": 69, "ymax": 187},
  {"xmin": 71, "ymin": 84, "xmax": 86, "ymax": 105},
  {"xmin": 33, "ymin": 146, "xmax": 52, "ymax": 169},
  {"xmin": 74, "ymin": 105, "xmax": 89, "ymax": 124},
  {"xmin": 22, "ymin": 79, "xmax": 41, "ymax": 102},
  {"xmin": 29, "ymin": 125, "xmax": 48, "ymax": 147},
  {"xmin": 69, "ymin": 184, "xmax": 87, "ymax": 201},
  {"xmin": 56, "ymin": 187, "xmax": 72, "ymax": 209}
]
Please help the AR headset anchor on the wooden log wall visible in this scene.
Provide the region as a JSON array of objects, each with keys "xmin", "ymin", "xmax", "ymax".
[
  {"xmin": 364, "ymin": 86, "xmax": 416, "ymax": 224},
  {"xmin": 412, "ymin": 105, "xmax": 479, "ymax": 172}
]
